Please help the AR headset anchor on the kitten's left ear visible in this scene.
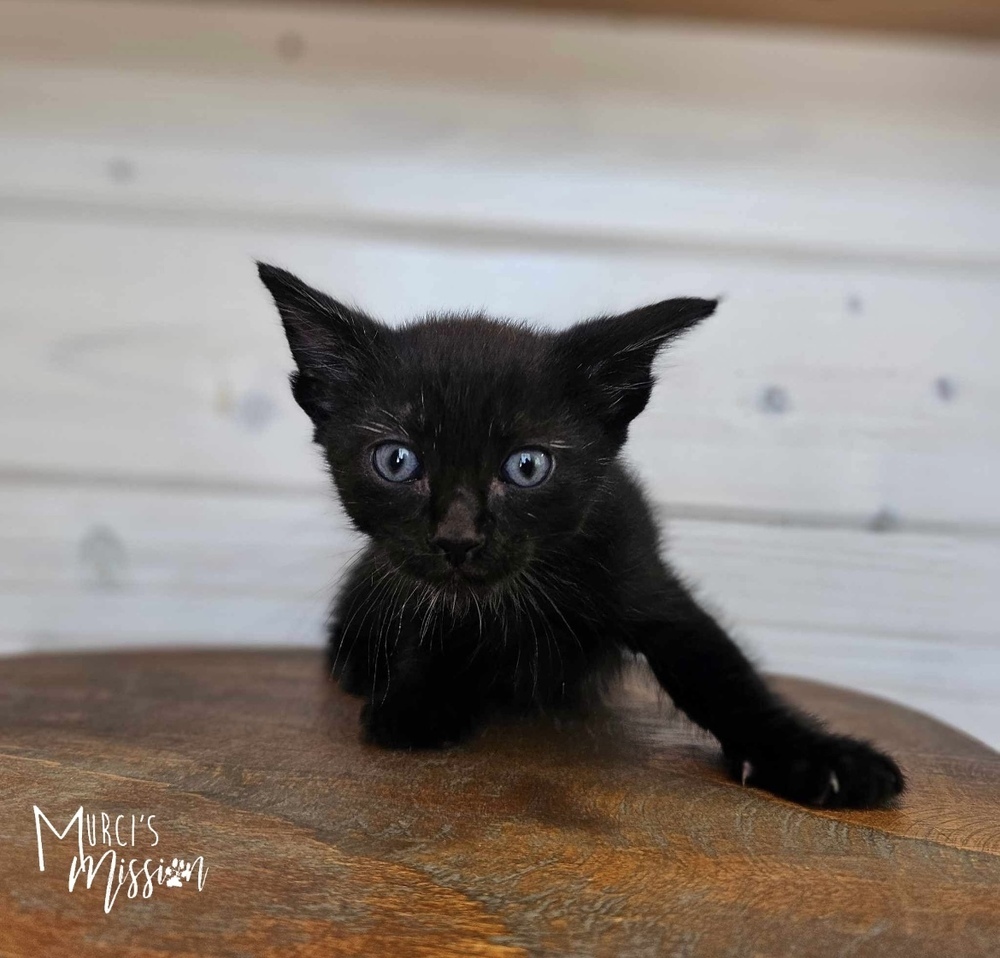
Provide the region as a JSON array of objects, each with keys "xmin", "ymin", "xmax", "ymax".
[
  {"xmin": 257, "ymin": 262, "xmax": 386, "ymax": 430},
  {"xmin": 559, "ymin": 297, "xmax": 718, "ymax": 444}
]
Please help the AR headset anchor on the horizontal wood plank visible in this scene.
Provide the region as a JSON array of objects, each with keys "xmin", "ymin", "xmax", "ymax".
[
  {"xmin": 1, "ymin": 483, "xmax": 996, "ymax": 744},
  {"xmin": 373, "ymin": 0, "xmax": 1000, "ymax": 42},
  {"xmin": 3, "ymin": 127, "xmax": 997, "ymax": 268},
  {"xmin": 0, "ymin": 1, "xmax": 997, "ymax": 265},
  {"xmin": 1, "ymin": 216, "xmax": 997, "ymax": 526},
  {"xmin": 5, "ymin": 0, "xmax": 999, "ymax": 110},
  {"xmin": 5, "ymin": 483, "xmax": 999, "ymax": 643}
]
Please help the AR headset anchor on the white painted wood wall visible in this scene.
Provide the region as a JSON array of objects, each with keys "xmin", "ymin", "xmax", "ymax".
[{"xmin": 1, "ymin": 0, "xmax": 997, "ymax": 746}]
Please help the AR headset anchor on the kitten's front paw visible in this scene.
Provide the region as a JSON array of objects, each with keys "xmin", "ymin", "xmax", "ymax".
[
  {"xmin": 362, "ymin": 698, "xmax": 476, "ymax": 750},
  {"xmin": 728, "ymin": 732, "xmax": 905, "ymax": 809}
]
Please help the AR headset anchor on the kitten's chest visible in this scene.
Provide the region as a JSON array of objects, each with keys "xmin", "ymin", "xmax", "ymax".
[
  {"xmin": 455, "ymin": 596, "xmax": 614, "ymax": 706},
  {"xmin": 331, "ymin": 563, "xmax": 621, "ymax": 707}
]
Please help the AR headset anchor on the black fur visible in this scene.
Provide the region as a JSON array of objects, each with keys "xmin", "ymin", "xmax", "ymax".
[{"xmin": 259, "ymin": 262, "xmax": 905, "ymax": 809}]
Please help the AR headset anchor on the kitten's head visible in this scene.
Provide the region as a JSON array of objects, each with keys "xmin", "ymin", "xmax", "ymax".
[{"xmin": 259, "ymin": 263, "xmax": 715, "ymax": 593}]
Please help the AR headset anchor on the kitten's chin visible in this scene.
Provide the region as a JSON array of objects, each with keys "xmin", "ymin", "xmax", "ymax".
[
  {"xmin": 438, "ymin": 567, "xmax": 496, "ymax": 593},
  {"xmin": 422, "ymin": 564, "xmax": 508, "ymax": 599}
]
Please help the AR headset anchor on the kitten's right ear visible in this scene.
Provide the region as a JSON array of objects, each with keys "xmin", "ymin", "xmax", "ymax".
[
  {"xmin": 558, "ymin": 296, "xmax": 717, "ymax": 446},
  {"xmin": 257, "ymin": 262, "xmax": 384, "ymax": 428}
]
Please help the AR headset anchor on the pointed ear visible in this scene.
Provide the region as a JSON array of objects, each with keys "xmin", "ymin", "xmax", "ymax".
[
  {"xmin": 257, "ymin": 262, "xmax": 385, "ymax": 429},
  {"xmin": 558, "ymin": 297, "xmax": 718, "ymax": 444}
]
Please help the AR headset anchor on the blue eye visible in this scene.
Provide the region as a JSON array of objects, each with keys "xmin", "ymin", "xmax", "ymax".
[
  {"xmin": 372, "ymin": 443, "xmax": 422, "ymax": 482},
  {"xmin": 501, "ymin": 449, "xmax": 553, "ymax": 488}
]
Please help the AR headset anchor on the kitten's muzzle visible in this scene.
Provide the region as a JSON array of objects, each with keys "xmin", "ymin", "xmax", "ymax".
[
  {"xmin": 430, "ymin": 490, "xmax": 487, "ymax": 568},
  {"xmin": 429, "ymin": 531, "xmax": 485, "ymax": 568}
]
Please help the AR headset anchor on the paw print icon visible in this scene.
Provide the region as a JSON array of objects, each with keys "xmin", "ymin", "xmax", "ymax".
[{"xmin": 164, "ymin": 858, "xmax": 194, "ymax": 888}]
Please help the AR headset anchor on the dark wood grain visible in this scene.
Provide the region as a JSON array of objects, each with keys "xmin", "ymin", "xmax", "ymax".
[
  {"xmin": 89, "ymin": 0, "xmax": 1000, "ymax": 41},
  {"xmin": 0, "ymin": 649, "xmax": 998, "ymax": 957},
  {"xmin": 348, "ymin": 0, "xmax": 1000, "ymax": 42}
]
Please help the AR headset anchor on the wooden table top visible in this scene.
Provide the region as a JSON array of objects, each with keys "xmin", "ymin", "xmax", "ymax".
[{"xmin": 0, "ymin": 649, "xmax": 997, "ymax": 957}]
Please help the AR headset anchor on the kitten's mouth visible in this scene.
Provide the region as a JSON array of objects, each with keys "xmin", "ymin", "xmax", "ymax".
[
  {"xmin": 439, "ymin": 566, "xmax": 494, "ymax": 590},
  {"xmin": 386, "ymin": 547, "xmax": 511, "ymax": 595},
  {"xmin": 420, "ymin": 561, "xmax": 512, "ymax": 598}
]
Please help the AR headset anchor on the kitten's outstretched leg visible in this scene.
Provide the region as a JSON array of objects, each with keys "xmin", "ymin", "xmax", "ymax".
[{"xmin": 624, "ymin": 591, "xmax": 905, "ymax": 809}]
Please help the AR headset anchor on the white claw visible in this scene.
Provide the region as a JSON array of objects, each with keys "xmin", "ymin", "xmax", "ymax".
[
  {"xmin": 829, "ymin": 771, "xmax": 840, "ymax": 795},
  {"xmin": 741, "ymin": 760, "xmax": 753, "ymax": 786}
]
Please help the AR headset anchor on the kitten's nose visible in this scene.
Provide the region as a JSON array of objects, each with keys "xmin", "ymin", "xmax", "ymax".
[
  {"xmin": 430, "ymin": 492, "xmax": 485, "ymax": 567},
  {"xmin": 431, "ymin": 533, "xmax": 484, "ymax": 567}
]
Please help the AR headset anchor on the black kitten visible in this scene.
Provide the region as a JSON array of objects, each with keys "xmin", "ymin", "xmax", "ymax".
[{"xmin": 259, "ymin": 262, "xmax": 904, "ymax": 810}]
